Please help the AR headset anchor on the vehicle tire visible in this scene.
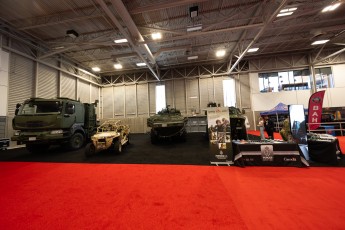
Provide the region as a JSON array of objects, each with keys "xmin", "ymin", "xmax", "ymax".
[
  {"xmin": 69, "ymin": 132, "xmax": 85, "ymax": 150},
  {"xmin": 112, "ymin": 138, "xmax": 122, "ymax": 153},
  {"xmin": 179, "ymin": 130, "xmax": 187, "ymax": 142},
  {"xmin": 150, "ymin": 130, "xmax": 158, "ymax": 144},
  {"xmin": 26, "ymin": 143, "xmax": 50, "ymax": 154},
  {"xmin": 85, "ymin": 143, "xmax": 96, "ymax": 157}
]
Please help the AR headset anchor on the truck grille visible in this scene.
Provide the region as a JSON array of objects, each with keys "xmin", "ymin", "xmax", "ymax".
[{"xmin": 17, "ymin": 121, "xmax": 48, "ymax": 128}]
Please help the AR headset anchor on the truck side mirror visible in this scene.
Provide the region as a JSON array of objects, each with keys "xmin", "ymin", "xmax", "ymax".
[
  {"xmin": 66, "ymin": 104, "xmax": 75, "ymax": 114},
  {"xmin": 15, "ymin": 103, "xmax": 21, "ymax": 115}
]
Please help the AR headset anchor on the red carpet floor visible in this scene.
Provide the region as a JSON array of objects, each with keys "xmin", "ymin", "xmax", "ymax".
[{"xmin": 1, "ymin": 162, "xmax": 345, "ymax": 229}]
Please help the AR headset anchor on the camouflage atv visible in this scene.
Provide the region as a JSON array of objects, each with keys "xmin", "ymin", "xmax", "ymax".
[
  {"xmin": 85, "ymin": 119, "xmax": 130, "ymax": 156},
  {"xmin": 147, "ymin": 106, "xmax": 188, "ymax": 144}
]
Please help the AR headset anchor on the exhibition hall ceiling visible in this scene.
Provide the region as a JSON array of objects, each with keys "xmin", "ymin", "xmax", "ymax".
[{"xmin": 1, "ymin": 0, "xmax": 345, "ymax": 79}]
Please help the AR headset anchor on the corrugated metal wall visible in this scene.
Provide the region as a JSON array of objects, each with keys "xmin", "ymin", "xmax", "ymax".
[
  {"xmin": 60, "ymin": 73, "xmax": 76, "ymax": 99},
  {"xmin": 78, "ymin": 80, "xmax": 90, "ymax": 103},
  {"xmin": 137, "ymin": 83, "xmax": 149, "ymax": 116},
  {"xmin": 37, "ymin": 64, "xmax": 58, "ymax": 98},
  {"xmin": 8, "ymin": 54, "xmax": 35, "ymax": 115},
  {"xmin": 114, "ymin": 86, "xmax": 125, "ymax": 117}
]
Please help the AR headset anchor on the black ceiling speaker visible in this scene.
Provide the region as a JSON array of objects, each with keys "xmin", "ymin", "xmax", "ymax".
[{"xmin": 66, "ymin": 30, "xmax": 79, "ymax": 38}]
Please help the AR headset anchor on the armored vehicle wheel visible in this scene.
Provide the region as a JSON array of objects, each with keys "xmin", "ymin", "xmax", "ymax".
[
  {"xmin": 26, "ymin": 143, "xmax": 50, "ymax": 153},
  {"xmin": 112, "ymin": 138, "xmax": 122, "ymax": 153},
  {"xmin": 85, "ymin": 143, "xmax": 96, "ymax": 157},
  {"xmin": 69, "ymin": 133, "xmax": 84, "ymax": 150},
  {"xmin": 150, "ymin": 130, "xmax": 158, "ymax": 144}
]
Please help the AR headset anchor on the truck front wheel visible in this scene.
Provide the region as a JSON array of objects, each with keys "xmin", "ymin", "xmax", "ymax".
[{"xmin": 69, "ymin": 133, "xmax": 84, "ymax": 150}]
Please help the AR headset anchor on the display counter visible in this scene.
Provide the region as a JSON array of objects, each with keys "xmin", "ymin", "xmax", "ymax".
[{"xmin": 233, "ymin": 140, "xmax": 309, "ymax": 167}]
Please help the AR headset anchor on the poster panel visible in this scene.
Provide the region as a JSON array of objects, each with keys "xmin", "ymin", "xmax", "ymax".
[{"xmin": 207, "ymin": 107, "xmax": 233, "ymax": 165}]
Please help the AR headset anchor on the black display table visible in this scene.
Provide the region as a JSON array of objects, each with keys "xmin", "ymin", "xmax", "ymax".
[
  {"xmin": 233, "ymin": 140, "xmax": 309, "ymax": 167},
  {"xmin": 307, "ymin": 140, "xmax": 340, "ymax": 166}
]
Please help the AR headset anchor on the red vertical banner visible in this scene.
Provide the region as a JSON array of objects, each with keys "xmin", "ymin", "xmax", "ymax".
[{"xmin": 308, "ymin": 90, "xmax": 326, "ymax": 130}]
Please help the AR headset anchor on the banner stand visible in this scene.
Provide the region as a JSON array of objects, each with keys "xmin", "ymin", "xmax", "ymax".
[{"xmin": 207, "ymin": 107, "xmax": 233, "ymax": 166}]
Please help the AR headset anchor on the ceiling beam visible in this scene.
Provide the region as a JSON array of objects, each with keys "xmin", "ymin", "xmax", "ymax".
[
  {"xmin": 95, "ymin": 0, "xmax": 160, "ymax": 80},
  {"xmin": 228, "ymin": 0, "xmax": 288, "ymax": 74},
  {"xmin": 129, "ymin": 0, "xmax": 209, "ymax": 15}
]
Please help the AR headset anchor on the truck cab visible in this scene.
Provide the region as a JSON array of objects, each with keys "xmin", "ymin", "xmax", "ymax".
[{"xmin": 12, "ymin": 97, "xmax": 97, "ymax": 153}]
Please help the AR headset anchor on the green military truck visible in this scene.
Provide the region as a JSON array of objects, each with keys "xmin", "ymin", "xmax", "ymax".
[{"xmin": 11, "ymin": 97, "xmax": 98, "ymax": 153}]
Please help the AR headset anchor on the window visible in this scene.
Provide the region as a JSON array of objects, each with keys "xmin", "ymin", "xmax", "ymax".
[
  {"xmin": 155, "ymin": 85, "xmax": 166, "ymax": 113},
  {"xmin": 223, "ymin": 79, "xmax": 236, "ymax": 107},
  {"xmin": 259, "ymin": 69, "xmax": 311, "ymax": 92},
  {"xmin": 315, "ymin": 67, "xmax": 334, "ymax": 89}
]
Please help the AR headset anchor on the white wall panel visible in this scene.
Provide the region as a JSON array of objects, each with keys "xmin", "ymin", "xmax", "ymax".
[
  {"xmin": 174, "ymin": 79, "xmax": 186, "ymax": 114},
  {"xmin": 114, "ymin": 86, "xmax": 124, "ymax": 116},
  {"xmin": 91, "ymin": 85, "xmax": 99, "ymax": 103},
  {"xmin": 8, "ymin": 54, "xmax": 34, "ymax": 115},
  {"xmin": 137, "ymin": 83, "xmax": 149, "ymax": 116},
  {"xmin": 0, "ymin": 50, "xmax": 9, "ymax": 116},
  {"xmin": 60, "ymin": 73, "xmax": 76, "ymax": 100},
  {"xmin": 78, "ymin": 80, "xmax": 90, "ymax": 103},
  {"xmin": 37, "ymin": 64, "xmax": 58, "ymax": 99},
  {"xmin": 199, "ymin": 77, "xmax": 214, "ymax": 110},
  {"xmin": 148, "ymin": 82, "xmax": 156, "ymax": 115},
  {"xmin": 332, "ymin": 64, "xmax": 345, "ymax": 87},
  {"xmin": 238, "ymin": 74, "xmax": 251, "ymax": 108},
  {"xmin": 214, "ymin": 77, "xmax": 224, "ymax": 107},
  {"xmin": 165, "ymin": 80, "xmax": 174, "ymax": 108},
  {"xmin": 102, "ymin": 87, "xmax": 113, "ymax": 118},
  {"xmin": 125, "ymin": 85, "xmax": 136, "ymax": 116},
  {"xmin": 251, "ymin": 90, "xmax": 310, "ymax": 111},
  {"xmin": 186, "ymin": 79, "xmax": 200, "ymax": 115}
]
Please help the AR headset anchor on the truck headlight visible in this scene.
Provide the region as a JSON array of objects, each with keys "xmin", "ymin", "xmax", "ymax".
[
  {"xmin": 50, "ymin": 130, "xmax": 63, "ymax": 135},
  {"xmin": 14, "ymin": 131, "xmax": 20, "ymax": 136}
]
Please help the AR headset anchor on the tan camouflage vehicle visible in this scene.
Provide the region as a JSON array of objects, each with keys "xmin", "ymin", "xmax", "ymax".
[{"xmin": 85, "ymin": 119, "xmax": 130, "ymax": 156}]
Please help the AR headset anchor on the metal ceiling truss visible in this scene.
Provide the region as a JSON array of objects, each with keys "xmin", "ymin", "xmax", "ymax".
[{"xmin": 102, "ymin": 61, "xmax": 248, "ymax": 85}]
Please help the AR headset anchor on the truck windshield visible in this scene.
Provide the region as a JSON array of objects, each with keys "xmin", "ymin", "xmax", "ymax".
[{"xmin": 19, "ymin": 101, "xmax": 62, "ymax": 115}]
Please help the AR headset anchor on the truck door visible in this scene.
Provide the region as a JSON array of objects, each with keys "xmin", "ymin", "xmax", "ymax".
[{"xmin": 63, "ymin": 102, "xmax": 77, "ymax": 128}]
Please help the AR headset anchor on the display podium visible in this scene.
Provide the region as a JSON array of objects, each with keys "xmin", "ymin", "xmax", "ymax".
[{"xmin": 233, "ymin": 140, "xmax": 309, "ymax": 167}]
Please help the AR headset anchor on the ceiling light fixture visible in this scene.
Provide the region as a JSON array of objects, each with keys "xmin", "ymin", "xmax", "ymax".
[
  {"xmin": 136, "ymin": 62, "xmax": 147, "ymax": 67},
  {"xmin": 322, "ymin": 2, "xmax": 341, "ymax": 12},
  {"xmin": 92, "ymin": 67, "xmax": 100, "ymax": 72},
  {"xmin": 187, "ymin": 56, "xmax": 198, "ymax": 60},
  {"xmin": 66, "ymin": 30, "xmax": 79, "ymax": 38},
  {"xmin": 248, "ymin": 48, "xmax": 259, "ymax": 53},
  {"xmin": 216, "ymin": 50, "xmax": 226, "ymax": 57},
  {"xmin": 151, "ymin": 32, "xmax": 162, "ymax": 40},
  {"xmin": 114, "ymin": 63, "xmax": 123, "ymax": 69},
  {"xmin": 277, "ymin": 7, "xmax": 297, "ymax": 17},
  {"xmin": 114, "ymin": 38, "xmax": 128, "ymax": 43},
  {"xmin": 187, "ymin": 24, "xmax": 202, "ymax": 32},
  {"xmin": 311, "ymin": 39, "xmax": 330, "ymax": 45}
]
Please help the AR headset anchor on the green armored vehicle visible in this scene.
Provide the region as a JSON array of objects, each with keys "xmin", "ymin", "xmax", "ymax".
[
  {"xmin": 12, "ymin": 97, "xmax": 98, "ymax": 153},
  {"xmin": 228, "ymin": 106, "xmax": 248, "ymax": 140},
  {"xmin": 206, "ymin": 106, "xmax": 248, "ymax": 140},
  {"xmin": 147, "ymin": 106, "xmax": 188, "ymax": 144}
]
